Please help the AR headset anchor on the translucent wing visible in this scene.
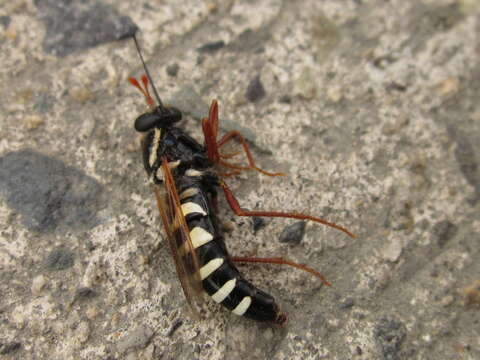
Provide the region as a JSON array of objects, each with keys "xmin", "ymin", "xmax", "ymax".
[{"xmin": 153, "ymin": 157, "xmax": 205, "ymax": 314}]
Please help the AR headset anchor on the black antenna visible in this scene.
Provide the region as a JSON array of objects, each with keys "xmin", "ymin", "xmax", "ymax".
[{"xmin": 132, "ymin": 34, "xmax": 164, "ymax": 108}]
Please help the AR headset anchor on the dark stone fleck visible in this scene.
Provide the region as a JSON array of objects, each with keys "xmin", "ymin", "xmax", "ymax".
[
  {"xmin": 374, "ymin": 317, "xmax": 407, "ymax": 360},
  {"xmin": 447, "ymin": 127, "xmax": 479, "ymax": 204},
  {"xmin": 45, "ymin": 247, "xmax": 74, "ymax": 271},
  {"xmin": 196, "ymin": 54, "xmax": 205, "ymax": 65},
  {"xmin": 227, "ymin": 28, "xmax": 271, "ymax": 53},
  {"xmin": 196, "ymin": 40, "xmax": 225, "ymax": 53},
  {"xmin": 339, "ymin": 297, "xmax": 355, "ymax": 309},
  {"xmin": 166, "ymin": 63, "xmax": 179, "ymax": 77},
  {"xmin": 86, "ymin": 240, "xmax": 97, "ymax": 252},
  {"xmin": 245, "ymin": 75, "xmax": 266, "ymax": 102},
  {"xmin": 76, "ymin": 287, "xmax": 97, "ymax": 300},
  {"xmin": 35, "ymin": 0, "xmax": 138, "ymax": 56},
  {"xmin": 432, "ymin": 220, "xmax": 458, "ymax": 247},
  {"xmin": 34, "ymin": 92, "xmax": 56, "ymax": 113},
  {"xmin": 0, "ymin": 150, "xmax": 104, "ymax": 233},
  {"xmin": 385, "ymin": 82, "xmax": 407, "ymax": 92},
  {"xmin": 252, "ymin": 217, "xmax": 266, "ymax": 233},
  {"xmin": 454, "ymin": 136, "xmax": 478, "ymax": 188},
  {"xmin": 167, "ymin": 319, "xmax": 183, "ymax": 337},
  {"xmin": 355, "ymin": 346, "xmax": 363, "ymax": 355},
  {"xmin": 353, "ymin": 312, "xmax": 366, "ymax": 320},
  {"xmin": 278, "ymin": 95, "xmax": 292, "ymax": 103},
  {"xmin": 372, "ymin": 55, "xmax": 397, "ymax": 69},
  {"xmin": 0, "ymin": 342, "xmax": 21, "ymax": 355},
  {"xmin": 279, "ymin": 221, "xmax": 306, "ymax": 244},
  {"xmin": 0, "ymin": 15, "xmax": 11, "ymax": 29}
]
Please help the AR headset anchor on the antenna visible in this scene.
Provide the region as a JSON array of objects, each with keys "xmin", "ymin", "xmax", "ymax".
[{"xmin": 132, "ymin": 33, "xmax": 164, "ymax": 108}]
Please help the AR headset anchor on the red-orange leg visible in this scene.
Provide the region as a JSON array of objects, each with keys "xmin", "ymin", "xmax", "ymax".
[
  {"xmin": 219, "ymin": 150, "xmax": 242, "ymax": 159},
  {"xmin": 201, "ymin": 100, "xmax": 283, "ymax": 177},
  {"xmin": 232, "ymin": 256, "xmax": 331, "ymax": 286},
  {"xmin": 202, "ymin": 100, "xmax": 223, "ymax": 163},
  {"xmin": 217, "ymin": 130, "xmax": 284, "ymax": 177},
  {"xmin": 202, "ymin": 117, "xmax": 219, "ymax": 163},
  {"xmin": 209, "ymin": 100, "xmax": 219, "ymax": 143},
  {"xmin": 220, "ymin": 181, "xmax": 356, "ymax": 238}
]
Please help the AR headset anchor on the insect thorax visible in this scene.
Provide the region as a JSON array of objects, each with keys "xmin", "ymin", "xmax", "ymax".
[{"xmin": 142, "ymin": 127, "xmax": 212, "ymax": 184}]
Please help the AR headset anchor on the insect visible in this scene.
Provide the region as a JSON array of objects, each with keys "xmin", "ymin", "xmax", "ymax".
[{"xmin": 128, "ymin": 35, "xmax": 355, "ymax": 325}]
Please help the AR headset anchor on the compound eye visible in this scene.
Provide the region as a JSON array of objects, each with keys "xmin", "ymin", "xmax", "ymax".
[{"xmin": 134, "ymin": 113, "xmax": 160, "ymax": 132}]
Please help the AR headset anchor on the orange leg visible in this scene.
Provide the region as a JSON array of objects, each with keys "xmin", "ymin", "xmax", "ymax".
[
  {"xmin": 220, "ymin": 181, "xmax": 356, "ymax": 238},
  {"xmin": 232, "ymin": 256, "xmax": 331, "ymax": 286},
  {"xmin": 201, "ymin": 100, "xmax": 283, "ymax": 177},
  {"xmin": 201, "ymin": 100, "xmax": 221, "ymax": 163},
  {"xmin": 219, "ymin": 150, "xmax": 242, "ymax": 159},
  {"xmin": 217, "ymin": 130, "xmax": 284, "ymax": 177},
  {"xmin": 202, "ymin": 116, "xmax": 219, "ymax": 163},
  {"xmin": 209, "ymin": 100, "xmax": 219, "ymax": 142}
]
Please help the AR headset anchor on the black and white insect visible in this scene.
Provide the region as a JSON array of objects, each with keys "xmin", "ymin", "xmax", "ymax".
[{"xmin": 129, "ymin": 35, "xmax": 355, "ymax": 325}]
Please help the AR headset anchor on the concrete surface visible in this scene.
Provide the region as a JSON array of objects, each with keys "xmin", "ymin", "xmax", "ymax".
[{"xmin": 1, "ymin": 0, "xmax": 479, "ymax": 359}]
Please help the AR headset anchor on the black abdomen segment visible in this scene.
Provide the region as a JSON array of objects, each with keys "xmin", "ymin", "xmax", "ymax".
[{"xmin": 177, "ymin": 175, "xmax": 284, "ymax": 324}]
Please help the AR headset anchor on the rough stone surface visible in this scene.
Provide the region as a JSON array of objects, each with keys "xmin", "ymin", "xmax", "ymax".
[
  {"xmin": 35, "ymin": 0, "xmax": 137, "ymax": 56},
  {"xmin": 374, "ymin": 317, "xmax": 408, "ymax": 360},
  {"xmin": 116, "ymin": 326, "xmax": 154, "ymax": 354},
  {"xmin": 0, "ymin": 342, "xmax": 21, "ymax": 355},
  {"xmin": 45, "ymin": 247, "xmax": 74, "ymax": 271},
  {"xmin": 1, "ymin": 1, "xmax": 479, "ymax": 359},
  {"xmin": 0, "ymin": 150, "xmax": 104, "ymax": 233}
]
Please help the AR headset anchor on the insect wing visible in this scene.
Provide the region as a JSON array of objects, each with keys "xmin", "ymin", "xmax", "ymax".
[{"xmin": 153, "ymin": 157, "xmax": 204, "ymax": 313}]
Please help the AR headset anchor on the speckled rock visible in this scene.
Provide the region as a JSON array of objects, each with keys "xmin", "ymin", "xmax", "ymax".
[{"xmin": 1, "ymin": 0, "xmax": 480, "ymax": 359}]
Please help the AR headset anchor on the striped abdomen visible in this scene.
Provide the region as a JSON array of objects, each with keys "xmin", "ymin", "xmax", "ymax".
[{"xmin": 177, "ymin": 173, "xmax": 286, "ymax": 324}]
